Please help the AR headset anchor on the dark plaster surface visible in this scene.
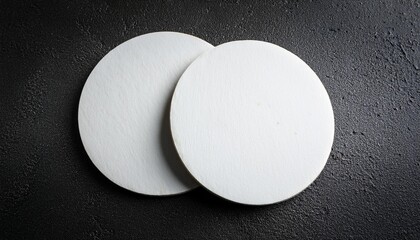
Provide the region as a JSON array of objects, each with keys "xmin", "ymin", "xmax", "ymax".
[{"xmin": 1, "ymin": 0, "xmax": 419, "ymax": 239}]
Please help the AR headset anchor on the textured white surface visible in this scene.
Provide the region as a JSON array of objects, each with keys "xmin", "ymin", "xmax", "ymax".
[
  {"xmin": 78, "ymin": 32, "xmax": 213, "ymax": 195},
  {"xmin": 171, "ymin": 40, "xmax": 335, "ymax": 205}
]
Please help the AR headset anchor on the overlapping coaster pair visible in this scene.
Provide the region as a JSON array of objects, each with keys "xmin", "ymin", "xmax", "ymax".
[{"xmin": 78, "ymin": 32, "xmax": 334, "ymax": 205}]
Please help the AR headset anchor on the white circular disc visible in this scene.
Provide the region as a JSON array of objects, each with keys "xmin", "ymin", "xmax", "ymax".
[
  {"xmin": 78, "ymin": 32, "xmax": 213, "ymax": 195},
  {"xmin": 170, "ymin": 40, "xmax": 334, "ymax": 205}
]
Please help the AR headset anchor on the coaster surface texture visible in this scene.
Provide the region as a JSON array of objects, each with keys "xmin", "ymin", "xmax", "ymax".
[
  {"xmin": 78, "ymin": 32, "xmax": 213, "ymax": 195},
  {"xmin": 170, "ymin": 40, "xmax": 335, "ymax": 205}
]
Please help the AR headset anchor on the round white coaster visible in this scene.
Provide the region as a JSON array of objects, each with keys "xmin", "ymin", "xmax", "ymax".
[
  {"xmin": 170, "ymin": 40, "xmax": 334, "ymax": 205},
  {"xmin": 78, "ymin": 32, "xmax": 213, "ymax": 195}
]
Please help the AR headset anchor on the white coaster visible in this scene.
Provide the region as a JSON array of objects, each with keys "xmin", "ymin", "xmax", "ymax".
[
  {"xmin": 78, "ymin": 32, "xmax": 213, "ymax": 195},
  {"xmin": 170, "ymin": 40, "xmax": 334, "ymax": 205}
]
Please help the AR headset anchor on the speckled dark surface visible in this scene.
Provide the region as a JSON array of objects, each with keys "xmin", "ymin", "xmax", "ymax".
[{"xmin": 1, "ymin": 0, "xmax": 419, "ymax": 239}]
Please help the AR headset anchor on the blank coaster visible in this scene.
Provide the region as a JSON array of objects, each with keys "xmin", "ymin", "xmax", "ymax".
[
  {"xmin": 78, "ymin": 32, "xmax": 213, "ymax": 195},
  {"xmin": 170, "ymin": 40, "xmax": 334, "ymax": 205}
]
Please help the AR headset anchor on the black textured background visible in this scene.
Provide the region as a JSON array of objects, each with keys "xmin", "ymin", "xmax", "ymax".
[{"xmin": 1, "ymin": 1, "xmax": 419, "ymax": 239}]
